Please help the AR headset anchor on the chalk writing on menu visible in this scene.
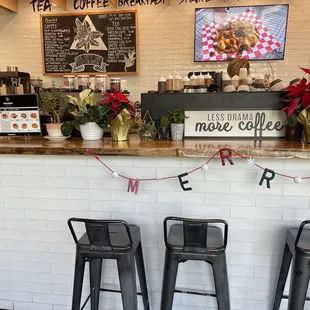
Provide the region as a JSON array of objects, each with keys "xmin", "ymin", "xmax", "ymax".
[{"xmin": 41, "ymin": 11, "xmax": 137, "ymax": 75}]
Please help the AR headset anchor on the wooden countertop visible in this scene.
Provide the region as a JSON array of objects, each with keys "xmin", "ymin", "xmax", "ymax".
[{"xmin": 0, "ymin": 136, "xmax": 309, "ymax": 158}]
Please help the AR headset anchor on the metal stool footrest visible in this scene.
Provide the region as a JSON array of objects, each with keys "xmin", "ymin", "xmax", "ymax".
[
  {"xmin": 282, "ymin": 295, "xmax": 310, "ymax": 301},
  {"xmin": 174, "ymin": 289, "xmax": 216, "ymax": 297},
  {"xmin": 80, "ymin": 287, "xmax": 145, "ymax": 310}
]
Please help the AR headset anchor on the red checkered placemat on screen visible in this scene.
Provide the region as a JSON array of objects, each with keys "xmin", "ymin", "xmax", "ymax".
[{"xmin": 201, "ymin": 9, "xmax": 281, "ymax": 61}]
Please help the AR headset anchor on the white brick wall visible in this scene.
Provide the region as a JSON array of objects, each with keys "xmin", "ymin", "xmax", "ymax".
[
  {"xmin": 0, "ymin": 154, "xmax": 307, "ymax": 309},
  {"xmin": 0, "ymin": 0, "xmax": 309, "ymax": 101}
]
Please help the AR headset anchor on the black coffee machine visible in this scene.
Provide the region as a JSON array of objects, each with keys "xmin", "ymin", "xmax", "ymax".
[{"xmin": 0, "ymin": 71, "xmax": 31, "ymax": 94}]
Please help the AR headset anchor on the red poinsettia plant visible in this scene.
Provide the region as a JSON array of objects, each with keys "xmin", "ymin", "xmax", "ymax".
[
  {"xmin": 282, "ymin": 67, "xmax": 310, "ymax": 125},
  {"xmin": 98, "ymin": 91, "xmax": 136, "ymax": 120}
]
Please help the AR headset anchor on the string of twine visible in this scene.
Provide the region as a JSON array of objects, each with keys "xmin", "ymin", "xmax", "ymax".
[{"xmin": 87, "ymin": 148, "xmax": 302, "ymax": 181}]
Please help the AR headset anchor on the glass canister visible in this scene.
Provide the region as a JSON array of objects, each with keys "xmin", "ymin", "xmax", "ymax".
[
  {"xmin": 63, "ymin": 75, "xmax": 76, "ymax": 90},
  {"xmin": 78, "ymin": 75, "xmax": 90, "ymax": 90},
  {"xmin": 95, "ymin": 75, "xmax": 109, "ymax": 93},
  {"xmin": 110, "ymin": 77, "xmax": 121, "ymax": 92}
]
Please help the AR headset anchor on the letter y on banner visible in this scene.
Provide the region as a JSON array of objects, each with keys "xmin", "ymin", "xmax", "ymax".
[{"xmin": 127, "ymin": 178, "xmax": 140, "ymax": 194}]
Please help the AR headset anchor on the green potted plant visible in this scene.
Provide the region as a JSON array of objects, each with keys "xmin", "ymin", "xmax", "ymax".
[
  {"xmin": 39, "ymin": 88, "xmax": 70, "ymax": 137},
  {"xmin": 169, "ymin": 109, "xmax": 186, "ymax": 141},
  {"xmin": 138, "ymin": 121, "xmax": 157, "ymax": 140},
  {"xmin": 158, "ymin": 116, "xmax": 170, "ymax": 140},
  {"xmin": 61, "ymin": 89, "xmax": 108, "ymax": 141},
  {"xmin": 137, "ymin": 110, "xmax": 157, "ymax": 140}
]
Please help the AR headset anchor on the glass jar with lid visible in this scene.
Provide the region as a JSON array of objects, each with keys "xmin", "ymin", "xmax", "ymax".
[
  {"xmin": 110, "ymin": 77, "xmax": 121, "ymax": 92},
  {"xmin": 63, "ymin": 75, "xmax": 76, "ymax": 90},
  {"xmin": 95, "ymin": 75, "xmax": 109, "ymax": 93},
  {"xmin": 78, "ymin": 75, "xmax": 90, "ymax": 90}
]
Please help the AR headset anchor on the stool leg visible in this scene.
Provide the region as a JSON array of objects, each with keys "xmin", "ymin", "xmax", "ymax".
[
  {"xmin": 212, "ymin": 253, "xmax": 231, "ymax": 310},
  {"xmin": 287, "ymin": 252, "xmax": 310, "ymax": 310},
  {"xmin": 117, "ymin": 253, "xmax": 138, "ymax": 310},
  {"xmin": 273, "ymin": 243, "xmax": 292, "ymax": 310},
  {"xmin": 72, "ymin": 252, "xmax": 85, "ymax": 310},
  {"xmin": 89, "ymin": 258, "xmax": 102, "ymax": 310},
  {"xmin": 160, "ymin": 250, "xmax": 179, "ymax": 310},
  {"xmin": 135, "ymin": 241, "xmax": 150, "ymax": 310}
]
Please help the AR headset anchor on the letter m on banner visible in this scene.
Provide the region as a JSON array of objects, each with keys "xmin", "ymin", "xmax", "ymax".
[{"xmin": 127, "ymin": 178, "xmax": 140, "ymax": 195}]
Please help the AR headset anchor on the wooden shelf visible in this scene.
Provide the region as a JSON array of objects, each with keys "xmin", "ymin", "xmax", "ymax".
[
  {"xmin": 0, "ymin": 0, "xmax": 18, "ymax": 12},
  {"xmin": 0, "ymin": 136, "xmax": 309, "ymax": 158}
]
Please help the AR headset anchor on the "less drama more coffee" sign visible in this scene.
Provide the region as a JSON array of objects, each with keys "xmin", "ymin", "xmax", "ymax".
[{"xmin": 184, "ymin": 110, "xmax": 286, "ymax": 138}]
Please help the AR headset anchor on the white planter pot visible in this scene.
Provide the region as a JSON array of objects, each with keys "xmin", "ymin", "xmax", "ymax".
[
  {"xmin": 170, "ymin": 123, "xmax": 184, "ymax": 141},
  {"xmin": 80, "ymin": 122, "xmax": 104, "ymax": 141},
  {"xmin": 46, "ymin": 123, "xmax": 63, "ymax": 137}
]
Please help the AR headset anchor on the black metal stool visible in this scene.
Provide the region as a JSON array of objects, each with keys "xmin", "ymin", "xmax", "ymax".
[
  {"xmin": 273, "ymin": 220, "xmax": 310, "ymax": 310},
  {"xmin": 160, "ymin": 217, "xmax": 230, "ymax": 310},
  {"xmin": 68, "ymin": 218, "xmax": 150, "ymax": 310}
]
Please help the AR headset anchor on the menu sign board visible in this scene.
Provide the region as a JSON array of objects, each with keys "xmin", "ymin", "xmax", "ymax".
[
  {"xmin": 0, "ymin": 95, "xmax": 41, "ymax": 136},
  {"xmin": 185, "ymin": 110, "xmax": 286, "ymax": 138},
  {"xmin": 41, "ymin": 11, "xmax": 138, "ymax": 75}
]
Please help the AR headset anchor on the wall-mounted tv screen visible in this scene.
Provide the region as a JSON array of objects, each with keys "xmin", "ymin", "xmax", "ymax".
[{"xmin": 194, "ymin": 5, "xmax": 289, "ymax": 62}]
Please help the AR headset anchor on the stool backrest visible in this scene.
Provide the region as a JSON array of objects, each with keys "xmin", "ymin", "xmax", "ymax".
[
  {"xmin": 295, "ymin": 220, "xmax": 310, "ymax": 252},
  {"xmin": 164, "ymin": 217, "xmax": 228, "ymax": 253},
  {"xmin": 68, "ymin": 218, "xmax": 133, "ymax": 251}
]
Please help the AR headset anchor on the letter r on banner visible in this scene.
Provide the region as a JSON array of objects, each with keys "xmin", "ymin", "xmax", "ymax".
[
  {"xmin": 259, "ymin": 168, "xmax": 275, "ymax": 189},
  {"xmin": 127, "ymin": 178, "xmax": 140, "ymax": 194},
  {"xmin": 220, "ymin": 148, "xmax": 234, "ymax": 166}
]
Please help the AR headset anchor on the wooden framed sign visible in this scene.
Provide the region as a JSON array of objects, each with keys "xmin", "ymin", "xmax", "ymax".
[
  {"xmin": 40, "ymin": 10, "xmax": 138, "ymax": 76},
  {"xmin": 184, "ymin": 110, "xmax": 286, "ymax": 138}
]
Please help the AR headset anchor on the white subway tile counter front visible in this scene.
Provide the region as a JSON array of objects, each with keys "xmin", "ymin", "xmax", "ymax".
[{"xmin": 0, "ymin": 149, "xmax": 308, "ymax": 309}]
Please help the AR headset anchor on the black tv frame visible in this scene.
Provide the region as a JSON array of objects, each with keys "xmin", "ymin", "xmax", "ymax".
[{"xmin": 194, "ymin": 4, "xmax": 290, "ymax": 63}]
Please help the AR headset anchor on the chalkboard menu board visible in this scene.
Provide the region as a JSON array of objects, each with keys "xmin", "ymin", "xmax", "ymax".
[{"xmin": 40, "ymin": 11, "xmax": 138, "ymax": 75}]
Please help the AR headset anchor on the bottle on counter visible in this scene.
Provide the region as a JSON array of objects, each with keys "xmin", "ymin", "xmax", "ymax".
[
  {"xmin": 232, "ymin": 75, "xmax": 240, "ymax": 89},
  {"xmin": 247, "ymin": 75, "xmax": 253, "ymax": 87},
  {"xmin": 197, "ymin": 73, "xmax": 205, "ymax": 85},
  {"xmin": 204, "ymin": 73, "xmax": 213, "ymax": 87},
  {"xmin": 0, "ymin": 84, "xmax": 7, "ymax": 95},
  {"xmin": 182, "ymin": 75, "xmax": 190, "ymax": 90},
  {"xmin": 190, "ymin": 74, "xmax": 197, "ymax": 86},
  {"xmin": 166, "ymin": 73, "xmax": 173, "ymax": 91},
  {"xmin": 239, "ymin": 68, "xmax": 248, "ymax": 86},
  {"xmin": 158, "ymin": 76, "xmax": 166, "ymax": 93},
  {"xmin": 173, "ymin": 73, "xmax": 182, "ymax": 91},
  {"xmin": 222, "ymin": 73, "xmax": 232, "ymax": 91},
  {"xmin": 214, "ymin": 72, "xmax": 223, "ymax": 91}
]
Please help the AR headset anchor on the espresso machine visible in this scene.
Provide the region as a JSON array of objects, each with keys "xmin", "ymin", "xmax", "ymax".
[{"xmin": 0, "ymin": 70, "xmax": 31, "ymax": 94}]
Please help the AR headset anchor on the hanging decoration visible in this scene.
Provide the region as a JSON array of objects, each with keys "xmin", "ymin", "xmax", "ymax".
[
  {"xmin": 259, "ymin": 168, "xmax": 276, "ymax": 189},
  {"xmin": 219, "ymin": 148, "xmax": 234, "ymax": 166},
  {"xmin": 178, "ymin": 173, "xmax": 192, "ymax": 192},
  {"xmin": 87, "ymin": 148, "xmax": 307, "ymax": 195}
]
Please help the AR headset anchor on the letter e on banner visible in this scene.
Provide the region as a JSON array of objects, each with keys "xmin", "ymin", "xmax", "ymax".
[{"xmin": 178, "ymin": 173, "xmax": 192, "ymax": 191}]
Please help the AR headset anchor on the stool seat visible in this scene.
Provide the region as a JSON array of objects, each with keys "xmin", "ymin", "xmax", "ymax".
[
  {"xmin": 79, "ymin": 224, "xmax": 140, "ymax": 249},
  {"xmin": 287, "ymin": 228, "xmax": 310, "ymax": 252},
  {"xmin": 168, "ymin": 224, "xmax": 224, "ymax": 249}
]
